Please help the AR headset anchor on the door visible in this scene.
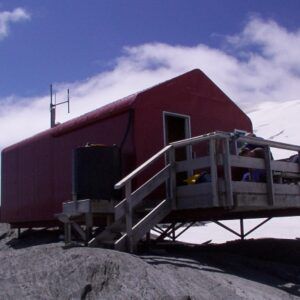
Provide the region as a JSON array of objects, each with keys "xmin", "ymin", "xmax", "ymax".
[
  {"xmin": 163, "ymin": 112, "xmax": 191, "ymax": 160},
  {"xmin": 163, "ymin": 112, "xmax": 192, "ymax": 185}
]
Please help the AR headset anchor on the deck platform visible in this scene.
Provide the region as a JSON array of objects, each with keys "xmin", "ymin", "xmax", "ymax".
[{"xmin": 59, "ymin": 131, "xmax": 300, "ymax": 252}]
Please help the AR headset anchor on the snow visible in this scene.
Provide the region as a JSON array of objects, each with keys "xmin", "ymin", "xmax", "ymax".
[
  {"xmin": 250, "ymin": 99, "xmax": 300, "ymax": 159},
  {"xmin": 179, "ymin": 100, "xmax": 300, "ymax": 244}
]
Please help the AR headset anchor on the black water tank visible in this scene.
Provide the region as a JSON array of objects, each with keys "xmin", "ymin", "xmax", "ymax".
[{"xmin": 72, "ymin": 145, "xmax": 121, "ymax": 200}]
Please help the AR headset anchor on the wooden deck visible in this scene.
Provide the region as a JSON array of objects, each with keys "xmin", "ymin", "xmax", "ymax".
[{"xmin": 58, "ymin": 131, "xmax": 300, "ymax": 252}]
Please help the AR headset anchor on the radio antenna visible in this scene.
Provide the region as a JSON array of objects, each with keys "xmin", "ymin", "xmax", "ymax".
[{"xmin": 50, "ymin": 84, "xmax": 70, "ymax": 128}]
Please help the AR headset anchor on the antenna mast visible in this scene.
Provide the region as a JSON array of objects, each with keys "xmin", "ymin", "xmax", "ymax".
[{"xmin": 50, "ymin": 84, "xmax": 70, "ymax": 128}]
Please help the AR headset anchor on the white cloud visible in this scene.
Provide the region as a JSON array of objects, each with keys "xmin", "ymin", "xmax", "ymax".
[
  {"xmin": 228, "ymin": 17, "xmax": 300, "ymax": 69},
  {"xmin": 0, "ymin": 7, "xmax": 30, "ymax": 40},
  {"xmin": 1, "ymin": 17, "xmax": 300, "ymax": 150}
]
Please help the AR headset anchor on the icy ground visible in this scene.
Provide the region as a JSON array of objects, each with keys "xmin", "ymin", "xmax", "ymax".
[{"xmin": 0, "ymin": 225, "xmax": 299, "ymax": 299}]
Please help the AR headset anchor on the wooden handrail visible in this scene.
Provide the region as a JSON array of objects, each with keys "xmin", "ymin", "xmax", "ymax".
[
  {"xmin": 116, "ymin": 131, "xmax": 300, "ymax": 191},
  {"xmin": 170, "ymin": 131, "xmax": 229, "ymax": 148},
  {"xmin": 114, "ymin": 164, "xmax": 171, "ymax": 220},
  {"xmin": 237, "ymin": 136, "xmax": 300, "ymax": 151},
  {"xmin": 112, "ymin": 130, "xmax": 300, "ymax": 251},
  {"xmin": 117, "ymin": 130, "xmax": 300, "ymax": 192},
  {"xmin": 170, "ymin": 130, "xmax": 300, "ymax": 152},
  {"xmin": 115, "ymin": 144, "xmax": 173, "ymax": 189}
]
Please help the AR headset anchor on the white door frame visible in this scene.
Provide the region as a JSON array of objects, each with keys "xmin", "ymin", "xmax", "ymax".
[
  {"xmin": 163, "ymin": 111, "xmax": 191, "ymax": 145},
  {"xmin": 163, "ymin": 111, "xmax": 192, "ymax": 166}
]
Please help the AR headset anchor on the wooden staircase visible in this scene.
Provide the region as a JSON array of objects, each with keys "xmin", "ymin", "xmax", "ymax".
[
  {"xmin": 87, "ymin": 198, "xmax": 171, "ymax": 251},
  {"xmin": 88, "ymin": 146, "xmax": 175, "ymax": 252}
]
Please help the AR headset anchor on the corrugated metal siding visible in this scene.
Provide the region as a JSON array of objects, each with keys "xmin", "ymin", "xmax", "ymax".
[
  {"xmin": 134, "ymin": 69, "xmax": 252, "ymax": 167},
  {"xmin": 1, "ymin": 111, "xmax": 135, "ymax": 224},
  {"xmin": 1, "ymin": 69, "xmax": 252, "ymax": 226}
]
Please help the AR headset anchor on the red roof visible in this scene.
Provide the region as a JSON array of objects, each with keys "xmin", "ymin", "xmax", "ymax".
[
  {"xmin": 52, "ymin": 93, "xmax": 137, "ymax": 137},
  {"xmin": 3, "ymin": 92, "xmax": 139, "ymax": 152},
  {"xmin": 3, "ymin": 69, "xmax": 246, "ymax": 151}
]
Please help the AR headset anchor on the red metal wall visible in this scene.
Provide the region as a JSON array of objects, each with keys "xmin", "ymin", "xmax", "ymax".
[
  {"xmin": 134, "ymin": 70, "xmax": 252, "ymax": 167},
  {"xmin": 1, "ymin": 111, "xmax": 135, "ymax": 225}
]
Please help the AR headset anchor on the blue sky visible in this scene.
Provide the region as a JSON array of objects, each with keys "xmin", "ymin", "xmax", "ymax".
[
  {"xmin": 1, "ymin": 1, "xmax": 300, "ymax": 148},
  {"xmin": 1, "ymin": 1, "xmax": 300, "ymax": 98}
]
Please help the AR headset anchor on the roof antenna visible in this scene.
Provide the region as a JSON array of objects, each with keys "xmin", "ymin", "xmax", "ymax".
[{"xmin": 50, "ymin": 84, "xmax": 70, "ymax": 128}]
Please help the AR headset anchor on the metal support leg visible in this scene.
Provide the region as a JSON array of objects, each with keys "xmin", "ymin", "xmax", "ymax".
[
  {"xmin": 214, "ymin": 220, "xmax": 241, "ymax": 238},
  {"xmin": 64, "ymin": 222, "xmax": 71, "ymax": 244},
  {"xmin": 240, "ymin": 219, "xmax": 244, "ymax": 240},
  {"xmin": 85, "ymin": 213, "xmax": 93, "ymax": 245},
  {"xmin": 145, "ymin": 232, "xmax": 151, "ymax": 249},
  {"xmin": 156, "ymin": 222, "xmax": 193, "ymax": 242},
  {"xmin": 243, "ymin": 218, "xmax": 272, "ymax": 238},
  {"xmin": 155, "ymin": 223, "xmax": 175, "ymax": 242},
  {"xmin": 153, "ymin": 225, "xmax": 165, "ymax": 234},
  {"xmin": 172, "ymin": 223, "xmax": 176, "ymax": 242},
  {"xmin": 174, "ymin": 222, "xmax": 195, "ymax": 240},
  {"xmin": 214, "ymin": 218, "xmax": 273, "ymax": 240}
]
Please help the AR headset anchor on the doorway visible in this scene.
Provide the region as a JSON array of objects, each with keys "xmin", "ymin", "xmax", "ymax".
[
  {"xmin": 163, "ymin": 112, "xmax": 192, "ymax": 185},
  {"xmin": 163, "ymin": 112, "xmax": 191, "ymax": 160}
]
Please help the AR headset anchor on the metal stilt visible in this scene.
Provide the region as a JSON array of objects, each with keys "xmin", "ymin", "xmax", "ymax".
[
  {"xmin": 240, "ymin": 219, "xmax": 245, "ymax": 240},
  {"xmin": 214, "ymin": 218, "xmax": 273, "ymax": 240}
]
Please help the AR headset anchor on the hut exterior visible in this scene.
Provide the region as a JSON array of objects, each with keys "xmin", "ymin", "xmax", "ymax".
[{"xmin": 1, "ymin": 69, "xmax": 252, "ymax": 227}]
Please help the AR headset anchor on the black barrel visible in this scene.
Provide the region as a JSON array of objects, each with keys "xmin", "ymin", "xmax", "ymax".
[{"xmin": 72, "ymin": 145, "xmax": 121, "ymax": 200}]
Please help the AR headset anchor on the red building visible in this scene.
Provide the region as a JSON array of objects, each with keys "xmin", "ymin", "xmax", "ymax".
[{"xmin": 1, "ymin": 69, "xmax": 252, "ymax": 227}]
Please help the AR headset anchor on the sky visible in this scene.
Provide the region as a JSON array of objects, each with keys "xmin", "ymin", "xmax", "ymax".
[
  {"xmin": 1, "ymin": 0, "xmax": 299, "ymax": 99},
  {"xmin": 1, "ymin": 1, "xmax": 300, "ymax": 149},
  {"xmin": 1, "ymin": 1, "xmax": 300, "ymax": 240}
]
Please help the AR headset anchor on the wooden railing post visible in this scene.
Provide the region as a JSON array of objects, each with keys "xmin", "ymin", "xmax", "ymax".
[
  {"xmin": 125, "ymin": 181, "xmax": 134, "ymax": 252},
  {"xmin": 264, "ymin": 146, "xmax": 274, "ymax": 205},
  {"xmin": 167, "ymin": 146, "xmax": 177, "ymax": 209},
  {"xmin": 85, "ymin": 213, "xmax": 93, "ymax": 244},
  {"xmin": 187, "ymin": 143, "xmax": 193, "ymax": 177},
  {"xmin": 231, "ymin": 137, "xmax": 238, "ymax": 155},
  {"xmin": 64, "ymin": 222, "xmax": 71, "ymax": 244},
  {"xmin": 209, "ymin": 138, "xmax": 219, "ymax": 206},
  {"xmin": 222, "ymin": 137, "xmax": 233, "ymax": 207}
]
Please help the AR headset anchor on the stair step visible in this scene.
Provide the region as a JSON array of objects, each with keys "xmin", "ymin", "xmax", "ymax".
[
  {"xmin": 114, "ymin": 199, "xmax": 172, "ymax": 252},
  {"xmin": 132, "ymin": 199, "xmax": 171, "ymax": 244},
  {"xmin": 88, "ymin": 219, "xmax": 126, "ymax": 247}
]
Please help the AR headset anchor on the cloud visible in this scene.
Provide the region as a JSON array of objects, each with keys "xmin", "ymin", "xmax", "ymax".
[
  {"xmin": 1, "ymin": 17, "xmax": 300, "ymax": 150},
  {"xmin": 228, "ymin": 17, "xmax": 300, "ymax": 69},
  {"xmin": 0, "ymin": 7, "xmax": 30, "ymax": 40}
]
